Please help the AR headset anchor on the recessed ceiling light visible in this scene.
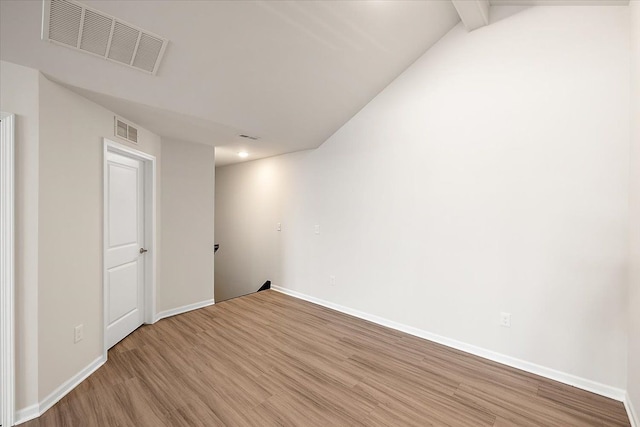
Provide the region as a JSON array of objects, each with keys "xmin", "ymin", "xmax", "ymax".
[{"xmin": 238, "ymin": 151, "xmax": 249, "ymax": 158}]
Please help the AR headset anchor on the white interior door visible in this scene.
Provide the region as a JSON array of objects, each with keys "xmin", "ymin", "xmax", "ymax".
[{"xmin": 105, "ymin": 151, "xmax": 145, "ymax": 349}]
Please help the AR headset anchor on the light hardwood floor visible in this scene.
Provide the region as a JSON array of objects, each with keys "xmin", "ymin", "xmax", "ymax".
[{"xmin": 24, "ymin": 290, "xmax": 630, "ymax": 426}]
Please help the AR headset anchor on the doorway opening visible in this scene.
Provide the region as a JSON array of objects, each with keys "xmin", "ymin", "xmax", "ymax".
[{"xmin": 213, "ymin": 148, "xmax": 275, "ymax": 303}]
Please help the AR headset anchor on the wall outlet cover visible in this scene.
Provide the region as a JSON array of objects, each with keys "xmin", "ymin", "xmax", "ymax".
[
  {"xmin": 74, "ymin": 324, "xmax": 84, "ymax": 343},
  {"xmin": 500, "ymin": 312, "xmax": 511, "ymax": 328}
]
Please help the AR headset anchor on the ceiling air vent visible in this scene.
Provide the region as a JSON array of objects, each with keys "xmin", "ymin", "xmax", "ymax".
[
  {"xmin": 42, "ymin": 0, "xmax": 168, "ymax": 75},
  {"xmin": 115, "ymin": 117, "xmax": 139, "ymax": 144}
]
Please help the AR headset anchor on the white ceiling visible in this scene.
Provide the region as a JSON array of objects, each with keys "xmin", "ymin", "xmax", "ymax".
[
  {"xmin": 0, "ymin": 0, "xmax": 461, "ymax": 165},
  {"xmin": 0, "ymin": 0, "xmax": 628, "ymax": 165}
]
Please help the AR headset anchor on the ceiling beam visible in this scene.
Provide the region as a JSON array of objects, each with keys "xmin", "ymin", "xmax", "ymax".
[{"xmin": 451, "ymin": 0, "xmax": 490, "ymax": 32}]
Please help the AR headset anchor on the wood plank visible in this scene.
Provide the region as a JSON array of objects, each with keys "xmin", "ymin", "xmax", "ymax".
[{"xmin": 22, "ymin": 290, "xmax": 631, "ymax": 426}]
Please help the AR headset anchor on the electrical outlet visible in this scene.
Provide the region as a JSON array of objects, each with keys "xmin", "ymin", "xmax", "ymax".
[
  {"xmin": 74, "ymin": 324, "xmax": 84, "ymax": 343},
  {"xmin": 314, "ymin": 224, "xmax": 320, "ymax": 235},
  {"xmin": 500, "ymin": 312, "xmax": 511, "ymax": 328},
  {"xmin": 276, "ymin": 222, "xmax": 282, "ymax": 231},
  {"xmin": 329, "ymin": 275, "xmax": 336, "ymax": 286}
]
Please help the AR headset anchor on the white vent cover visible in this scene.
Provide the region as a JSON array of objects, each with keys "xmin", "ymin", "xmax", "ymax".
[
  {"xmin": 114, "ymin": 117, "xmax": 139, "ymax": 144},
  {"xmin": 42, "ymin": 0, "xmax": 168, "ymax": 74}
]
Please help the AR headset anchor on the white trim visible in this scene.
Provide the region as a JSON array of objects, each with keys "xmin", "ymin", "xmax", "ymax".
[
  {"xmin": 13, "ymin": 295, "xmax": 211, "ymax": 425},
  {"xmin": 38, "ymin": 355, "xmax": 106, "ymax": 418},
  {"xmin": 14, "ymin": 404, "xmax": 38, "ymax": 426},
  {"xmin": 155, "ymin": 299, "xmax": 215, "ymax": 322},
  {"xmin": 1, "ymin": 113, "xmax": 15, "ymax": 427},
  {"xmin": 103, "ymin": 139, "xmax": 157, "ymax": 360},
  {"xmin": 626, "ymin": 392, "xmax": 639, "ymax": 427},
  {"xmin": 489, "ymin": 0, "xmax": 630, "ymax": 5},
  {"xmin": 272, "ymin": 286, "xmax": 627, "ymax": 403},
  {"xmin": 14, "ymin": 355, "xmax": 106, "ymax": 426}
]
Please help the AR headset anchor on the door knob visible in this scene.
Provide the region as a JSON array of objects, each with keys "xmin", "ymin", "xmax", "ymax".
[{"xmin": 139, "ymin": 248, "xmax": 148, "ymax": 254}]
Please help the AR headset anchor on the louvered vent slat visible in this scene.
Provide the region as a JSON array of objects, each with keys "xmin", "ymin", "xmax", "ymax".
[
  {"xmin": 79, "ymin": 10, "xmax": 112, "ymax": 56},
  {"xmin": 108, "ymin": 22, "xmax": 140, "ymax": 65},
  {"xmin": 132, "ymin": 34, "xmax": 164, "ymax": 73},
  {"xmin": 49, "ymin": 0, "xmax": 82, "ymax": 47},
  {"xmin": 43, "ymin": 0, "xmax": 168, "ymax": 74},
  {"xmin": 115, "ymin": 117, "xmax": 139, "ymax": 144},
  {"xmin": 127, "ymin": 126, "xmax": 138, "ymax": 143},
  {"xmin": 116, "ymin": 120, "xmax": 128, "ymax": 139}
]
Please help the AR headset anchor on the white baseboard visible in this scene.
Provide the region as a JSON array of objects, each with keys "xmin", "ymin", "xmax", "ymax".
[
  {"xmin": 626, "ymin": 392, "xmax": 639, "ymax": 427},
  {"xmin": 13, "ymin": 291, "xmax": 633, "ymax": 426},
  {"xmin": 154, "ymin": 298, "xmax": 214, "ymax": 322},
  {"xmin": 14, "ymin": 301, "xmax": 214, "ymax": 425},
  {"xmin": 272, "ymin": 286, "xmax": 627, "ymax": 403},
  {"xmin": 14, "ymin": 300, "xmax": 213, "ymax": 425},
  {"xmin": 14, "ymin": 354, "xmax": 106, "ymax": 425},
  {"xmin": 13, "ymin": 403, "xmax": 39, "ymax": 425}
]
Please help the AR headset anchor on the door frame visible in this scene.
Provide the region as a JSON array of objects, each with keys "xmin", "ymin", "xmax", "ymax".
[
  {"xmin": 103, "ymin": 138, "xmax": 157, "ymax": 357},
  {"xmin": 1, "ymin": 112, "xmax": 15, "ymax": 427}
]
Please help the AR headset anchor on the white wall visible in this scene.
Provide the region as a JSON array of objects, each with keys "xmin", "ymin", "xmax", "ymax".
[
  {"xmin": 160, "ymin": 138, "xmax": 215, "ymax": 310},
  {"xmin": 2, "ymin": 60, "xmax": 220, "ymax": 416},
  {"xmin": 628, "ymin": 0, "xmax": 640, "ymax": 419},
  {"xmin": 215, "ymin": 151, "xmax": 309, "ymax": 301},
  {"xmin": 0, "ymin": 60, "xmax": 40, "ymax": 411},
  {"xmin": 215, "ymin": 6, "xmax": 630, "ymax": 391},
  {"xmin": 37, "ymin": 75, "xmax": 162, "ymax": 400}
]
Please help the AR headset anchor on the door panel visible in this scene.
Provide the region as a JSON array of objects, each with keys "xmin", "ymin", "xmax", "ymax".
[
  {"xmin": 108, "ymin": 163, "xmax": 138, "ymax": 247},
  {"xmin": 107, "ymin": 261, "xmax": 139, "ymax": 323},
  {"xmin": 106, "ymin": 151, "xmax": 144, "ymax": 349}
]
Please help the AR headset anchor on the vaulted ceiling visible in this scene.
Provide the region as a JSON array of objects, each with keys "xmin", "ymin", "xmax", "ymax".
[
  {"xmin": 0, "ymin": 0, "xmax": 629, "ymax": 165},
  {"xmin": 0, "ymin": 0, "xmax": 461, "ymax": 165}
]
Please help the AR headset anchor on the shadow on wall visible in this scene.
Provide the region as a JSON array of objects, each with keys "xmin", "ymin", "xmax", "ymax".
[
  {"xmin": 213, "ymin": 243, "xmax": 249, "ymax": 302},
  {"xmin": 213, "ymin": 239, "xmax": 271, "ymax": 302}
]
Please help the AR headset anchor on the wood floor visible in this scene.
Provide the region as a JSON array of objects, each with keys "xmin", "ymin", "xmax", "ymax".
[{"xmin": 24, "ymin": 290, "xmax": 630, "ymax": 427}]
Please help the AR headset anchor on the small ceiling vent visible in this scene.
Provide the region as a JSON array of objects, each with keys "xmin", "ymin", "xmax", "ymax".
[
  {"xmin": 42, "ymin": 0, "xmax": 168, "ymax": 75},
  {"xmin": 115, "ymin": 117, "xmax": 139, "ymax": 144}
]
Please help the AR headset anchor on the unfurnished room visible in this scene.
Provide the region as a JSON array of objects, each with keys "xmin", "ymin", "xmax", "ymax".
[{"xmin": 0, "ymin": 0, "xmax": 639, "ymax": 426}]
